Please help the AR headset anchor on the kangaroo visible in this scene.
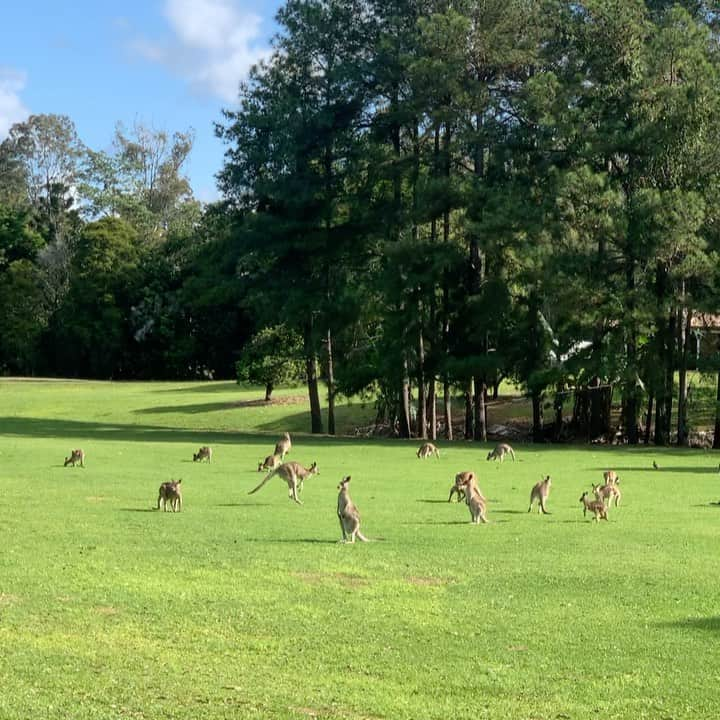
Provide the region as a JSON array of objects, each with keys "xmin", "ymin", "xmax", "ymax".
[
  {"xmin": 603, "ymin": 470, "xmax": 619, "ymax": 485},
  {"xmin": 417, "ymin": 442, "xmax": 440, "ymax": 459},
  {"xmin": 580, "ymin": 491, "xmax": 608, "ymax": 522},
  {"xmin": 337, "ymin": 476, "xmax": 369, "ymax": 543},
  {"xmin": 257, "ymin": 454, "xmax": 282, "ymax": 472},
  {"xmin": 193, "ymin": 446, "xmax": 212, "ymax": 463},
  {"xmin": 64, "ymin": 449, "xmax": 85, "ymax": 467},
  {"xmin": 592, "ymin": 481, "xmax": 621, "ymax": 508},
  {"xmin": 448, "ymin": 471, "xmax": 482, "ymax": 503},
  {"xmin": 465, "ymin": 478, "xmax": 488, "ymax": 524},
  {"xmin": 486, "ymin": 443, "xmax": 515, "ymax": 463},
  {"xmin": 528, "ymin": 475, "xmax": 552, "ymax": 514},
  {"xmin": 157, "ymin": 479, "xmax": 182, "ymax": 512},
  {"xmin": 248, "ymin": 461, "xmax": 318, "ymax": 504},
  {"xmin": 274, "ymin": 432, "xmax": 292, "ymax": 460}
]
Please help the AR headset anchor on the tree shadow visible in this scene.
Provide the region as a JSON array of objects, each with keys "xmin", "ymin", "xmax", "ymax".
[
  {"xmin": 150, "ymin": 382, "xmax": 241, "ymax": 394},
  {"xmin": 588, "ymin": 466, "xmax": 719, "ymax": 474},
  {"xmin": 657, "ymin": 617, "xmax": 720, "ymax": 633},
  {"xmin": 244, "ymin": 538, "xmax": 339, "ymax": 545},
  {"xmin": 0, "ymin": 416, "xmax": 271, "ymax": 445}
]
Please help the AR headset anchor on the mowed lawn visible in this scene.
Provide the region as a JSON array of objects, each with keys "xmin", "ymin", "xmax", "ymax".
[{"xmin": 0, "ymin": 380, "xmax": 719, "ymax": 720}]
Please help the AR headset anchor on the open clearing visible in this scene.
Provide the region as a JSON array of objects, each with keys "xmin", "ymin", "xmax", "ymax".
[{"xmin": 0, "ymin": 380, "xmax": 719, "ymax": 719}]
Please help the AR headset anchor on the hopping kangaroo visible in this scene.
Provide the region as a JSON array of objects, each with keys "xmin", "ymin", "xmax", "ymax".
[
  {"xmin": 274, "ymin": 432, "xmax": 292, "ymax": 460},
  {"xmin": 592, "ymin": 481, "xmax": 621, "ymax": 508},
  {"xmin": 579, "ymin": 491, "xmax": 608, "ymax": 522},
  {"xmin": 337, "ymin": 476, "xmax": 369, "ymax": 543},
  {"xmin": 448, "ymin": 471, "xmax": 481, "ymax": 503},
  {"xmin": 257, "ymin": 454, "xmax": 282, "ymax": 472},
  {"xmin": 64, "ymin": 449, "xmax": 85, "ymax": 467},
  {"xmin": 157, "ymin": 479, "xmax": 182, "ymax": 512},
  {"xmin": 417, "ymin": 442, "xmax": 440, "ymax": 459},
  {"xmin": 193, "ymin": 446, "xmax": 212, "ymax": 463},
  {"xmin": 528, "ymin": 475, "xmax": 552, "ymax": 514},
  {"xmin": 249, "ymin": 461, "xmax": 318, "ymax": 504},
  {"xmin": 487, "ymin": 443, "xmax": 515, "ymax": 463}
]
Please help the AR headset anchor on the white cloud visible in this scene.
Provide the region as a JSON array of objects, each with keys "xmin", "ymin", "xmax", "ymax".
[
  {"xmin": 0, "ymin": 68, "xmax": 30, "ymax": 139},
  {"xmin": 134, "ymin": 0, "xmax": 270, "ymax": 103}
]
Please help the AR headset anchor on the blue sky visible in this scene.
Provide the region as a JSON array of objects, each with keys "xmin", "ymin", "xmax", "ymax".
[{"xmin": 0, "ymin": 0, "xmax": 285, "ymax": 202}]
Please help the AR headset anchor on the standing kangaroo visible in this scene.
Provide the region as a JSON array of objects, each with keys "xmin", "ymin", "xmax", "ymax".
[
  {"xmin": 448, "ymin": 471, "xmax": 481, "ymax": 503},
  {"xmin": 592, "ymin": 481, "xmax": 621, "ymax": 508},
  {"xmin": 486, "ymin": 443, "xmax": 515, "ymax": 463},
  {"xmin": 464, "ymin": 477, "xmax": 488, "ymax": 524},
  {"xmin": 274, "ymin": 432, "xmax": 292, "ymax": 460},
  {"xmin": 417, "ymin": 442, "xmax": 440, "ymax": 459},
  {"xmin": 157, "ymin": 479, "xmax": 182, "ymax": 512},
  {"xmin": 249, "ymin": 461, "xmax": 318, "ymax": 504},
  {"xmin": 603, "ymin": 470, "xmax": 619, "ymax": 485},
  {"xmin": 580, "ymin": 491, "xmax": 608, "ymax": 522},
  {"xmin": 257, "ymin": 454, "xmax": 282, "ymax": 472},
  {"xmin": 337, "ymin": 476, "xmax": 369, "ymax": 543},
  {"xmin": 193, "ymin": 446, "xmax": 212, "ymax": 463},
  {"xmin": 64, "ymin": 449, "xmax": 85, "ymax": 467},
  {"xmin": 528, "ymin": 475, "xmax": 552, "ymax": 514}
]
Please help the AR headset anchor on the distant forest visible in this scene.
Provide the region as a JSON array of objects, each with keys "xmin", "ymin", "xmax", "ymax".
[{"xmin": 2, "ymin": 0, "xmax": 720, "ymax": 445}]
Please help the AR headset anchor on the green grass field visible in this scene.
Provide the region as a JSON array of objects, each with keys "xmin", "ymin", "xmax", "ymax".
[{"xmin": 1, "ymin": 379, "xmax": 719, "ymax": 720}]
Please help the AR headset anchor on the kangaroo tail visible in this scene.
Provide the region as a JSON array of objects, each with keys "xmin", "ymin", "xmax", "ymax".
[
  {"xmin": 356, "ymin": 531, "xmax": 370, "ymax": 542},
  {"xmin": 249, "ymin": 469, "xmax": 276, "ymax": 495}
]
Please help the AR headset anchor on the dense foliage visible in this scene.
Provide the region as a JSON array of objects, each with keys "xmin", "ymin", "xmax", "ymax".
[{"xmin": 2, "ymin": 1, "xmax": 720, "ymax": 444}]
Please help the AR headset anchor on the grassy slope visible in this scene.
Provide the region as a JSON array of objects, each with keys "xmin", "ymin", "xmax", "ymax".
[{"xmin": 0, "ymin": 380, "xmax": 719, "ymax": 720}]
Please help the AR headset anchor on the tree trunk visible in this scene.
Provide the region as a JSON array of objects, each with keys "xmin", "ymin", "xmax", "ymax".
[
  {"xmin": 714, "ymin": 363, "xmax": 720, "ymax": 450},
  {"xmin": 418, "ymin": 322, "xmax": 427, "ymax": 440},
  {"xmin": 677, "ymin": 304, "xmax": 691, "ymax": 446},
  {"xmin": 532, "ymin": 390, "xmax": 544, "ymax": 443},
  {"xmin": 428, "ymin": 381, "xmax": 437, "ymax": 441},
  {"xmin": 443, "ymin": 378, "xmax": 452, "ymax": 440},
  {"xmin": 623, "ymin": 254, "xmax": 640, "ymax": 444},
  {"xmin": 326, "ymin": 328, "xmax": 336, "ymax": 436},
  {"xmin": 644, "ymin": 393, "xmax": 654, "ymax": 445},
  {"xmin": 398, "ymin": 356, "xmax": 412, "ymax": 439},
  {"xmin": 464, "ymin": 380, "xmax": 474, "ymax": 439},
  {"xmin": 304, "ymin": 322, "xmax": 323, "ymax": 434},
  {"xmin": 473, "ymin": 374, "xmax": 487, "ymax": 442},
  {"xmin": 264, "ymin": 383, "xmax": 273, "ymax": 402}
]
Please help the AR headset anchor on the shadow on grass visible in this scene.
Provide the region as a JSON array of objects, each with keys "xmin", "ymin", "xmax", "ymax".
[
  {"xmin": 150, "ymin": 382, "xmax": 242, "ymax": 394},
  {"xmin": 118, "ymin": 508, "xmax": 158, "ymax": 513},
  {"xmin": 0, "ymin": 416, "xmax": 280, "ymax": 445},
  {"xmin": 417, "ymin": 499, "xmax": 450, "ymax": 504},
  {"xmin": 134, "ymin": 399, "xmax": 280, "ymax": 415},
  {"xmin": 658, "ymin": 617, "xmax": 720, "ymax": 633},
  {"xmin": 217, "ymin": 503, "xmax": 272, "ymax": 508},
  {"xmin": 245, "ymin": 538, "xmax": 338, "ymax": 544},
  {"xmin": 402, "ymin": 520, "xmax": 470, "ymax": 526},
  {"xmin": 494, "ymin": 509, "xmax": 526, "ymax": 515}
]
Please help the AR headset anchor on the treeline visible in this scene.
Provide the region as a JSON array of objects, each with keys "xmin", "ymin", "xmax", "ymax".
[
  {"xmin": 3, "ymin": 1, "xmax": 720, "ymax": 447},
  {"xmin": 218, "ymin": 0, "xmax": 720, "ymax": 446},
  {"xmin": 0, "ymin": 116, "xmax": 250, "ymax": 379}
]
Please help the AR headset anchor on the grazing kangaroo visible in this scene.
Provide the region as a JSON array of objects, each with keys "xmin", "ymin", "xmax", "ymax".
[
  {"xmin": 528, "ymin": 475, "xmax": 552, "ymax": 514},
  {"xmin": 157, "ymin": 479, "xmax": 182, "ymax": 512},
  {"xmin": 592, "ymin": 481, "xmax": 621, "ymax": 508},
  {"xmin": 193, "ymin": 446, "xmax": 212, "ymax": 463},
  {"xmin": 486, "ymin": 443, "xmax": 515, "ymax": 463},
  {"xmin": 257, "ymin": 454, "xmax": 282, "ymax": 472},
  {"xmin": 448, "ymin": 471, "xmax": 481, "ymax": 503},
  {"xmin": 603, "ymin": 470, "xmax": 619, "ymax": 485},
  {"xmin": 64, "ymin": 449, "xmax": 85, "ymax": 467},
  {"xmin": 417, "ymin": 442, "xmax": 440, "ymax": 459},
  {"xmin": 274, "ymin": 432, "xmax": 292, "ymax": 460},
  {"xmin": 337, "ymin": 476, "xmax": 369, "ymax": 543},
  {"xmin": 248, "ymin": 461, "xmax": 318, "ymax": 505},
  {"xmin": 580, "ymin": 491, "xmax": 608, "ymax": 522}
]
